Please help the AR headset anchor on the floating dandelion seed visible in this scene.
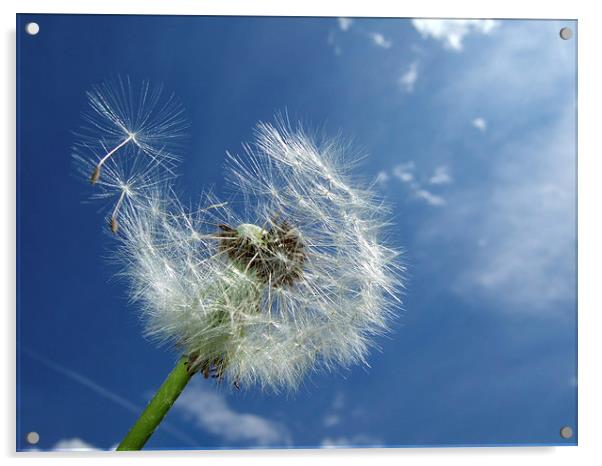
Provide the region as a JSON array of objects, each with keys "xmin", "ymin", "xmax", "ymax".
[
  {"xmin": 73, "ymin": 76, "xmax": 188, "ymax": 232},
  {"xmin": 89, "ymin": 132, "xmax": 135, "ymax": 184},
  {"xmin": 74, "ymin": 79, "xmax": 403, "ymax": 449}
]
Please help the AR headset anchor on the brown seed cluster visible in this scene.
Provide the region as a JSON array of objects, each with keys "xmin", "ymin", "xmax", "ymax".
[
  {"xmin": 217, "ymin": 220, "xmax": 306, "ymax": 287},
  {"xmin": 188, "ymin": 353, "xmax": 241, "ymax": 389}
]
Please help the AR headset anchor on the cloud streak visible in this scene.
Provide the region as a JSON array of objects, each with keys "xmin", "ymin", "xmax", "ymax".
[
  {"xmin": 429, "ymin": 166, "xmax": 453, "ymax": 185},
  {"xmin": 337, "ymin": 17, "xmax": 353, "ymax": 32},
  {"xmin": 472, "ymin": 117, "xmax": 487, "ymax": 132},
  {"xmin": 370, "ymin": 32, "xmax": 392, "ymax": 49},
  {"xmin": 53, "ymin": 438, "xmax": 99, "ymax": 452},
  {"xmin": 380, "ymin": 162, "xmax": 450, "ymax": 207},
  {"xmin": 174, "ymin": 382, "xmax": 291, "ymax": 446},
  {"xmin": 331, "ymin": 17, "xmax": 395, "ymax": 53},
  {"xmin": 321, "ymin": 391, "xmax": 346, "ymax": 428},
  {"xmin": 412, "ymin": 19, "xmax": 497, "ymax": 51},
  {"xmin": 322, "ymin": 434, "xmax": 382, "ymax": 448},
  {"xmin": 414, "ymin": 21, "xmax": 576, "ymax": 313},
  {"xmin": 452, "ymin": 112, "xmax": 576, "ymax": 312},
  {"xmin": 399, "ymin": 62, "xmax": 419, "ymax": 93},
  {"xmin": 22, "ymin": 348, "xmax": 198, "ymax": 447},
  {"xmin": 415, "ymin": 188, "xmax": 445, "ymax": 206}
]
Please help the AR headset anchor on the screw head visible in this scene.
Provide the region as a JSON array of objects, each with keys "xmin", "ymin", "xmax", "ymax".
[
  {"xmin": 559, "ymin": 27, "xmax": 573, "ymax": 40},
  {"xmin": 560, "ymin": 426, "xmax": 573, "ymax": 439},
  {"xmin": 25, "ymin": 22, "xmax": 40, "ymax": 36},
  {"xmin": 26, "ymin": 431, "xmax": 40, "ymax": 445}
]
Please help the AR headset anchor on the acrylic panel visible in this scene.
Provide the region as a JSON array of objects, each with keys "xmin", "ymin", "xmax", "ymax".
[{"xmin": 16, "ymin": 14, "xmax": 577, "ymax": 451}]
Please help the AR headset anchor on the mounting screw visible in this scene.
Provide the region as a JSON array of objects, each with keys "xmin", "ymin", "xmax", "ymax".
[
  {"xmin": 559, "ymin": 27, "xmax": 573, "ymax": 40},
  {"xmin": 560, "ymin": 426, "xmax": 573, "ymax": 439},
  {"xmin": 25, "ymin": 22, "xmax": 40, "ymax": 36},
  {"xmin": 26, "ymin": 431, "xmax": 40, "ymax": 445}
]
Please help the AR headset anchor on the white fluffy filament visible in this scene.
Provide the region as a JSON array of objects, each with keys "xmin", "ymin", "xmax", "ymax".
[{"xmin": 74, "ymin": 79, "xmax": 403, "ymax": 392}]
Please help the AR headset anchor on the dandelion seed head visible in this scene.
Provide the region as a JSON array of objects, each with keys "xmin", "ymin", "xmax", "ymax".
[{"xmin": 76, "ymin": 80, "xmax": 403, "ymax": 391}]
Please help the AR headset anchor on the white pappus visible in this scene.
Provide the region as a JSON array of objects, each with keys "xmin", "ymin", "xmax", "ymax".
[{"xmin": 73, "ymin": 78, "xmax": 404, "ymax": 392}]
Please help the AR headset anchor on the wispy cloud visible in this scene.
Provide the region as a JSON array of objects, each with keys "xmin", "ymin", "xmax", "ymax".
[
  {"xmin": 429, "ymin": 166, "xmax": 453, "ymax": 185},
  {"xmin": 370, "ymin": 32, "xmax": 392, "ymax": 49},
  {"xmin": 174, "ymin": 382, "xmax": 291, "ymax": 446},
  {"xmin": 399, "ymin": 62, "xmax": 419, "ymax": 93},
  {"xmin": 415, "ymin": 189, "xmax": 446, "ymax": 206},
  {"xmin": 332, "ymin": 18, "xmax": 395, "ymax": 53},
  {"xmin": 472, "ymin": 117, "xmax": 487, "ymax": 132},
  {"xmin": 412, "ymin": 19, "xmax": 497, "ymax": 51},
  {"xmin": 375, "ymin": 170, "xmax": 390, "ymax": 186},
  {"xmin": 338, "ymin": 17, "xmax": 353, "ymax": 32},
  {"xmin": 392, "ymin": 162, "xmax": 415, "ymax": 183},
  {"xmin": 321, "ymin": 391, "xmax": 346, "ymax": 428},
  {"xmin": 322, "ymin": 434, "xmax": 382, "ymax": 448},
  {"xmin": 451, "ymin": 112, "xmax": 575, "ymax": 311},
  {"xmin": 25, "ymin": 438, "xmax": 103, "ymax": 452},
  {"xmin": 381, "ymin": 162, "xmax": 449, "ymax": 207},
  {"xmin": 323, "ymin": 414, "xmax": 340, "ymax": 427},
  {"xmin": 53, "ymin": 438, "xmax": 99, "ymax": 452},
  {"xmin": 327, "ymin": 31, "xmax": 341, "ymax": 56},
  {"xmin": 332, "ymin": 391, "xmax": 345, "ymax": 410},
  {"xmin": 414, "ymin": 21, "xmax": 576, "ymax": 312}
]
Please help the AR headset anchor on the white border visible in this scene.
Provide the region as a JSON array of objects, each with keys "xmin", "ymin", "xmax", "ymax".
[{"xmin": 3, "ymin": 1, "xmax": 601, "ymax": 465}]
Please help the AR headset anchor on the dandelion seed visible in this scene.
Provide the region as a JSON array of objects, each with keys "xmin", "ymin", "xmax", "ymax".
[
  {"xmin": 109, "ymin": 189, "xmax": 128, "ymax": 233},
  {"xmin": 90, "ymin": 133, "xmax": 134, "ymax": 184},
  {"xmin": 73, "ymin": 76, "xmax": 188, "ymax": 230}
]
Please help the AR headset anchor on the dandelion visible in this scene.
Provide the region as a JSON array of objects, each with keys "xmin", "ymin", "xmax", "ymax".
[{"xmin": 75, "ymin": 79, "xmax": 403, "ymax": 450}]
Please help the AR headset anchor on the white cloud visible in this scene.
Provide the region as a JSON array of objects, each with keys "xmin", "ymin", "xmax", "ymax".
[
  {"xmin": 322, "ymin": 391, "xmax": 345, "ymax": 428},
  {"xmin": 452, "ymin": 113, "xmax": 575, "ymax": 312},
  {"xmin": 174, "ymin": 382, "xmax": 290, "ymax": 446},
  {"xmin": 392, "ymin": 162, "xmax": 415, "ymax": 182},
  {"xmin": 334, "ymin": 19, "xmax": 392, "ymax": 51},
  {"xmin": 414, "ymin": 21, "xmax": 577, "ymax": 312},
  {"xmin": 321, "ymin": 434, "xmax": 382, "ymax": 448},
  {"xmin": 472, "ymin": 117, "xmax": 487, "ymax": 132},
  {"xmin": 332, "ymin": 391, "xmax": 345, "ymax": 410},
  {"xmin": 327, "ymin": 31, "xmax": 341, "ymax": 56},
  {"xmin": 386, "ymin": 162, "xmax": 447, "ymax": 207},
  {"xmin": 399, "ymin": 62, "xmax": 419, "ymax": 93},
  {"xmin": 412, "ymin": 19, "xmax": 497, "ymax": 51},
  {"xmin": 370, "ymin": 32, "xmax": 392, "ymax": 49},
  {"xmin": 429, "ymin": 166, "xmax": 453, "ymax": 185},
  {"xmin": 375, "ymin": 170, "xmax": 390, "ymax": 185},
  {"xmin": 323, "ymin": 414, "xmax": 340, "ymax": 427},
  {"xmin": 338, "ymin": 17, "xmax": 353, "ymax": 31},
  {"xmin": 415, "ymin": 188, "xmax": 446, "ymax": 206},
  {"xmin": 28, "ymin": 438, "xmax": 114, "ymax": 452},
  {"xmin": 53, "ymin": 438, "xmax": 99, "ymax": 451}
]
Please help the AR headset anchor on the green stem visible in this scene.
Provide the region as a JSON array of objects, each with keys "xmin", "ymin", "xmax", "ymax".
[{"xmin": 117, "ymin": 356, "xmax": 194, "ymax": 451}]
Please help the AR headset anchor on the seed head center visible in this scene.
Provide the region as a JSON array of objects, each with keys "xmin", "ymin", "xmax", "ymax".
[{"xmin": 218, "ymin": 221, "xmax": 306, "ymax": 287}]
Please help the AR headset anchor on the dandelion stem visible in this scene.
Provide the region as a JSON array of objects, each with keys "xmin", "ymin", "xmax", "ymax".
[{"xmin": 116, "ymin": 356, "xmax": 194, "ymax": 451}]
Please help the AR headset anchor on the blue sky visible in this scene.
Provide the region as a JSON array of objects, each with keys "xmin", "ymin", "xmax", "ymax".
[{"xmin": 17, "ymin": 15, "xmax": 577, "ymax": 451}]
